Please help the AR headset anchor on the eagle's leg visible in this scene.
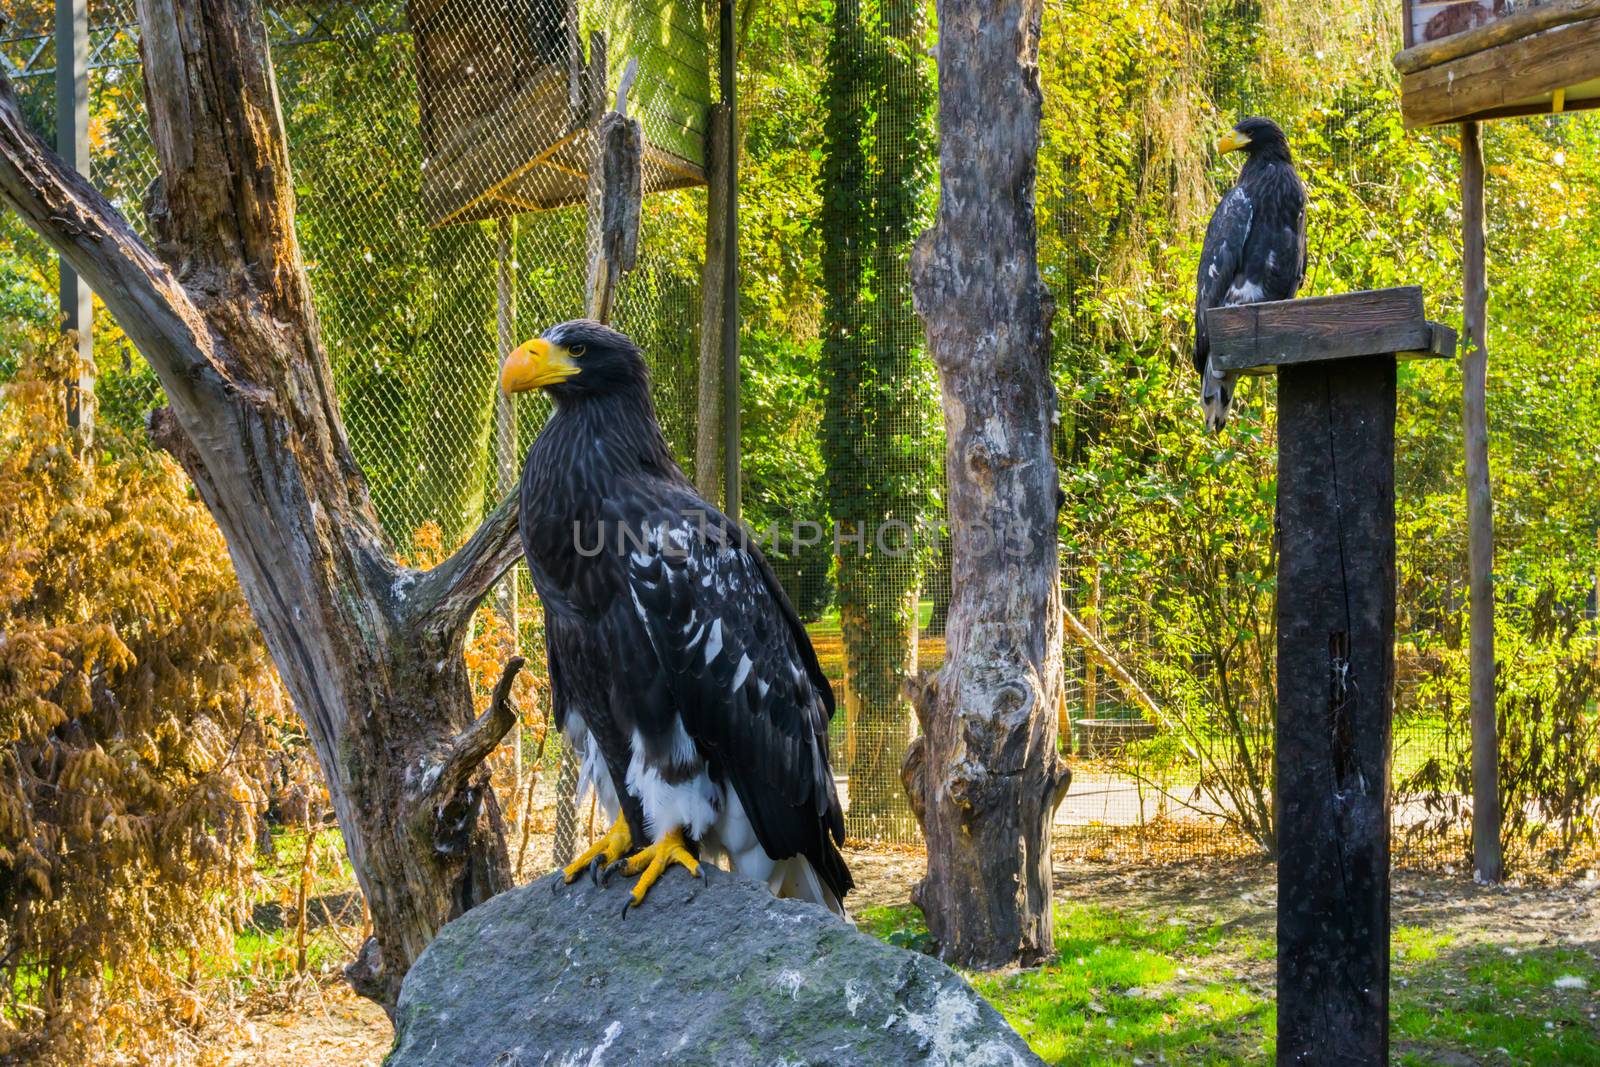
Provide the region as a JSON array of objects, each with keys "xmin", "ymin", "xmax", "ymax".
[
  {"xmin": 560, "ymin": 813, "xmax": 632, "ymax": 885},
  {"xmin": 612, "ymin": 826, "xmax": 701, "ymax": 912},
  {"xmin": 1201, "ymin": 354, "xmax": 1237, "ymax": 433}
]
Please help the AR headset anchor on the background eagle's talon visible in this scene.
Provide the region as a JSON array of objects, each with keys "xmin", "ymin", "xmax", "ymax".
[{"xmin": 588, "ymin": 856, "xmax": 604, "ymax": 887}]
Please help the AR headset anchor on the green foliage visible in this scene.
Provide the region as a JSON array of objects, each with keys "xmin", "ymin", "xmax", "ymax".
[
  {"xmin": 818, "ymin": 0, "xmax": 939, "ymax": 833},
  {"xmin": 1399, "ymin": 591, "xmax": 1600, "ymax": 870},
  {"xmin": 1042, "ymin": 0, "xmax": 1600, "ymax": 866}
]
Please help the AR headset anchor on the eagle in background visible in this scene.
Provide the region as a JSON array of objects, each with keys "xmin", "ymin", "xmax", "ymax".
[
  {"xmin": 1194, "ymin": 116, "xmax": 1307, "ymax": 431},
  {"xmin": 500, "ymin": 320, "xmax": 852, "ymax": 914}
]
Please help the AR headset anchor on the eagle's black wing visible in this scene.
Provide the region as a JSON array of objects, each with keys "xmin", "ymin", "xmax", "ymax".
[
  {"xmin": 1193, "ymin": 183, "xmax": 1253, "ymax": 374},
  {"xmin": 612, "ymin": 487, "xmax": 851, "ymax": 900}
]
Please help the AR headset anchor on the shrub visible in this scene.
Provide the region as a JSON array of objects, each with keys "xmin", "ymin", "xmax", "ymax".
[{"xmin": 0, "ymin": 332, "xmax": 283, "ymax": 1061}]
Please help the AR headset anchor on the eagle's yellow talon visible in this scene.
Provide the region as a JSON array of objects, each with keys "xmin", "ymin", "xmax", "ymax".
[
  {"xmin": 624, "ymin": 827, "xmax": 699, "ymax": 907},
  {"xmin": 561, "ymin": 814, "xmax": 632, "ymax": 884}
]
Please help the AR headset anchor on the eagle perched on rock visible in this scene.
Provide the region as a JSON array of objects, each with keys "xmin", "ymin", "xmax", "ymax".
[
  {"xmin": 501, "ymin": 320, "xmax": 852, "ymax": 914},
  {"xmin": 1194, "ymin": 116, "xmax": 1307, "ymax": 431}
]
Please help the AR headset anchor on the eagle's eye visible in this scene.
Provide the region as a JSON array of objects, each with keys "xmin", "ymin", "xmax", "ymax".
[{"xmin": 570, "ymin": 344, "xmax": 587, "ymax": 357}]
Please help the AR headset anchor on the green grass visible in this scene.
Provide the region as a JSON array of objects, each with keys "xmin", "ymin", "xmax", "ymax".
[
  {"xmin": 860, "ymin": 902, "xmax": 1274, "ymax": 1064},
  {"xmin": 861, "ymin": 908, "xmax": 1600, "ymax": 1066},
  {"xmin": 199, "ymin": 826, "xmax": 364, "ymax": 992},
  {"xmin": 1393, "ymin": 938, "xmax": 1600, "ymax": 1066}
]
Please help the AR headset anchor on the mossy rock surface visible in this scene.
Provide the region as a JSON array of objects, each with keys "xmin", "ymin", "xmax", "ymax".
[{"xmin": 388, "ymin": 866, "xmax": 1042, "ymax": 1067}]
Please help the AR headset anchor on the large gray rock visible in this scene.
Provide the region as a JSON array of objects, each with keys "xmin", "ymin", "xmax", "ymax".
[{"xmin": 388, "ymin": 865, "xmax": 1045, "ymax": 1067}]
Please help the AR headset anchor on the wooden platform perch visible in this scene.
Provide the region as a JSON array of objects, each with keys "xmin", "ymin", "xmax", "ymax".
[
  {"xmin": 1396, "ymin": 0, "xmax": 1600, "ymax": 127},
  {"xmin": 1207, "ymin": 286, "xmax": 1455, "ymax": 376},
  {"xmin": 407, "ymin": 0, "xmax": 710, "ymax": 227},
  {"xmin": 1206, "ymin": 286, "xmax": 1456, "ymax": 1065}
]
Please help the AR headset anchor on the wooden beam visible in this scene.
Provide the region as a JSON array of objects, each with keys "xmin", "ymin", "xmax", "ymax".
[
  {"xmin": 1206, "ymin": 287, "xmax": 1434, "ymax": 375},
  {"xmin": 1401, "ymin": 16, "xmax": 1600, "ymax": 128},
  {"xmin": 1411, "ymin": 92, "xmax": 1600, "ymax": 125},
  {"xmin": 1462, "ymin": 120, "xmax": 1502, "ymax": 885},
  {"xmin": 1395, "ymin": 0, "xmax": 1600, "ymax": 74},
  {"xmin": 1276, "ymin": 353, "xmax": 1397, "ymax": 1065}
]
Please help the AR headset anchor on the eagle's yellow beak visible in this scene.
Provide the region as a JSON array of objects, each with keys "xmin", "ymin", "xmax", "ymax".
[
  {"xmin": 1218, "ymin": 129, "xmax": 1251, "ymax": 154},
  {"xmin": 500, "ymin": 337, "xmax": 580, "ymax": 395}
]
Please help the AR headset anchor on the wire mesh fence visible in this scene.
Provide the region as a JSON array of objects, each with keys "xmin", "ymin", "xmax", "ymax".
[{"xmin": 0, "ymin": 0, "xmax": 1548, "ymax": 870}]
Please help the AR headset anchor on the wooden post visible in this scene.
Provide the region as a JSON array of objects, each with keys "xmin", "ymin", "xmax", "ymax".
[
  {"xmin": 56, "ymin": 0, "xmax": 92, "ymax": 437},
  {"xmin": 1461, "ymin": 120, "xmax": 1502, "ymax": 885},
  {"xmin": 582, "ymin": 105, "xmax": 642, "ymax": 324},
  {"xmin": 1084, "ymin": 563, "xmax": 1099, "ymax": 722},
  {"xmin": 718, "ymin": 0, "xmax": 740, "ymax": 523},
  {"xmin": 1208, "ymin": 287, "xmax": 1455, "ymax": 1066},
  {"xmin": 694, "ymin": 102, "xmax": 730, "ymax": 504},
  {"xmin": 555, "ymin": 89, "xmax": 645, "ymax": 866},
  {"xmin": 494, "ymin": 216, "xmax": 520, "ymax": 808}
]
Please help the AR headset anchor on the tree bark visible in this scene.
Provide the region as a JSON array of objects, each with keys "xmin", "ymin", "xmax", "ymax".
[
  {"xmin": 0, "ymin": 1, "xmax": 524, "ymax": 1016},
  {"xmin": 904, "ymin": 0, "xmax": 1070, "ymax": 967}
]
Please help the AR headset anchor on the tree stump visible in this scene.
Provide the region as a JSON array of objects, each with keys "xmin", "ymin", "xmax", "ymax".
[{"xmin": 1207, "ymin": 286, "xmax": 1455, "ymax": 1066}]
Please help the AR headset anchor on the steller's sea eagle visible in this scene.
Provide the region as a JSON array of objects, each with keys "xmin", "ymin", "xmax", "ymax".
[
  {"xmin": 500, "ymin": 320, "xmax": 852, "ymax": 914},
  {"xmin": 1194, "ymin": 116, "xmax": 1307, "ymax": 431}
]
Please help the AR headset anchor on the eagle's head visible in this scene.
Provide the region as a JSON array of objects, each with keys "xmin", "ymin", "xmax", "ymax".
[
  {"xmin": 499, "ymin": 319, "xmax": 648, "ymax": 401},
  {"xmin": 1218, "ymin": 116, "xmax": 1292, "ymax": 163}
]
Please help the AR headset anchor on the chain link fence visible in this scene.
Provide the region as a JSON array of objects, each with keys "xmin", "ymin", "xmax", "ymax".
[{"xmin": 0, "ymin": 1, "xmax": 1533, "ymax": 869}]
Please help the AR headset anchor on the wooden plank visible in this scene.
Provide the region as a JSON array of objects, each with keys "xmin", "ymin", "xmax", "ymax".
[
  {"xmin": 1207, "ymin": 287, "xmax": 1429, "ymax": 374},
  {"xmin": 1401, "ymin": 15, "xmax": 1600, "ymax": 127},
  {"xmin": 1407, "ymin": 321, "xmax": 1458, "ymax": 360},
  {"xmin": 1396, "ymin": 0, "xmax": 1600, "ymax": 73},
  {"xmin": 1275, "ymin": 354, "xmax": 1397, "ymax": 1066},
  {"xmin": 1414, "ymin": 84, "xmax": 1600, "ymax": 125}
]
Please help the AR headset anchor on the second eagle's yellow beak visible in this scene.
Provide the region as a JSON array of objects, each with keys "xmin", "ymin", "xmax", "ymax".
[
  {"xmin": 1218, "ymin": 128, "xmax": 1252, "ymax": 154},
  {"xmin": 500, "ymin": 337, "xmax": 580, "ymax": 395}
]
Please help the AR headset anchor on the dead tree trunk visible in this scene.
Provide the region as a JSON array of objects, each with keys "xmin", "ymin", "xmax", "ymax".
[
  {"xmin": 0, "ymin": 1, "xmax": 524, "ymax": 1016},
  {"xmin": 903, "ymin": 0, "xmax": 1070, "ymax": 968}
]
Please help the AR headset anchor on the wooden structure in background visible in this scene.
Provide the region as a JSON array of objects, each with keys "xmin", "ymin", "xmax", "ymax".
[
  {"xmin": 55, "ymin": 0, "xmax": 92, "ymax": 436},
  {"xmin": 1208, "ymin": 288, "xmax": 1455, "ymax": 1065},
  {"xmin": 1392, "ymin": 0, "xmax": 1599, "ymax": 883},
  {"xmin": 1398, "ymin": 0, "xmax": 1600, "ymax": 126},
  {"xmin": 407, "ymin": 0, "xmax": 709, "ymax": 227}
]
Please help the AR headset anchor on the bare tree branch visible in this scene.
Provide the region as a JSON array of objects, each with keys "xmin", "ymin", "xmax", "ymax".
[
  {"xmin": 0, "ymin": 70, "xmax": 222, "ymax": 412},
  {"xmin": 406, "ymin": 491, "xmax": 523, "ymax": 637},
  {"xmin": 416, "ymin": 657, "xmax": 525, "ymax": 853}
]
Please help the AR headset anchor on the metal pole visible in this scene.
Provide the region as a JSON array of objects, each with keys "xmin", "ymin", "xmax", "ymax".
[
  {"xmin": 719, "ymin": 0, "xmax": 740, "ymax": 523},
  {"xmin": 1461, "ymin": 120, "xmax": 1501, "ymax": 885},
  {"xmin": 56, "ymin": 0, "xmax": 92, "ymax": 437}
]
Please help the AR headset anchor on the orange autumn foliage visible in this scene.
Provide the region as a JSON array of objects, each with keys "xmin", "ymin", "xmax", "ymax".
[{"xmin": 0, "ymin": 333, "xmax": 285, "ymax": 1062}]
